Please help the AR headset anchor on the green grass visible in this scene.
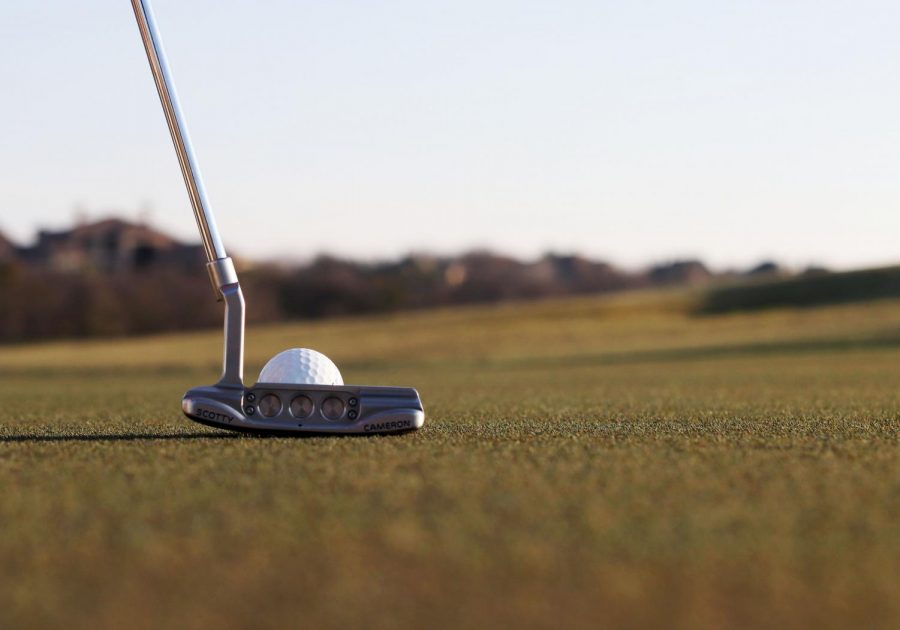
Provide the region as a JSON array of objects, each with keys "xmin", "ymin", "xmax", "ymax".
[{"xmin": 1, "ymin": 290, "xmax": 898, "ymax": 628}]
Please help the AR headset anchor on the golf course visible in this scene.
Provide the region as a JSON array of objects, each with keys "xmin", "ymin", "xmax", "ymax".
[{"xmin": 0, "ymin": 287, "xmax": 898, "ymax": 628}]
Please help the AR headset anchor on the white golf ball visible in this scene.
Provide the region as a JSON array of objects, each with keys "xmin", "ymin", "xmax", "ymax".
[{"xmin": 258, "ymin": 348, "xmax": 343, "ymax": 385}]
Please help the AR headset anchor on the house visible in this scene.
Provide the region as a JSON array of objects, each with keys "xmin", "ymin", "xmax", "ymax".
[
  {"xmin": 16, "ymin": 218, "xmax": 205, "ymax": 273},
  {"xmin": 648, "ymin": 260, "xmax": 712, "ymax": 285}
]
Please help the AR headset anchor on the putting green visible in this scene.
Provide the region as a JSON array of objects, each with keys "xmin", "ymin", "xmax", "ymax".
[{"xmin": 1, "ymin": 290, "xmax": 898, "ymax": 628}]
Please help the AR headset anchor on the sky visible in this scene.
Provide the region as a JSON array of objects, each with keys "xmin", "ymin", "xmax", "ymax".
[{"xmin": 1, "ymin": 0, "xmax": 899, "ymax": 270}]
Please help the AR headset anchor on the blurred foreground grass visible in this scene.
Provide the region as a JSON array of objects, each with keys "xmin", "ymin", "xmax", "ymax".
[{"xmin": 0, "ymin": 290, "xmax": 898, "ymax": 628}]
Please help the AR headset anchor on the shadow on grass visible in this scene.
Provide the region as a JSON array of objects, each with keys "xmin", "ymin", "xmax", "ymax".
[
  {"xmin": 585, "ymin": 334, "xmax": 900, "ymax": 364},
  {"xmin": 483, "ymin": 333, "xmax": 900, "ymax": 371},
  {"xmin": 0, "ymin": 431, "xmax": 241, "ymax": 443}
]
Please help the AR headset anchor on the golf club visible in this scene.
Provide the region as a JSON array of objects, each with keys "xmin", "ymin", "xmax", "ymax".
[{"xmin": 130, "ymin": 0, "xmax": 425, "ymax": 434}]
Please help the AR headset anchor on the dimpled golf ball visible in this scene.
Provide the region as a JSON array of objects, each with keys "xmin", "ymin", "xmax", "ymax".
[{"xmin": 258, "ymin": 348, "xmax": 344, "ymax": 385}]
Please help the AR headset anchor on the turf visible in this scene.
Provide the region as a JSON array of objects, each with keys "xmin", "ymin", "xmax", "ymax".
[{"xmin": 0, "ymin": 290, "xmax": 898, "ymax": 628}]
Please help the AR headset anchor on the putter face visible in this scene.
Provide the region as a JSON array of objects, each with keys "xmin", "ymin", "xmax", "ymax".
[{"xmin": 183, "ymin": 383, "xmax": 425, "ymax": 434}]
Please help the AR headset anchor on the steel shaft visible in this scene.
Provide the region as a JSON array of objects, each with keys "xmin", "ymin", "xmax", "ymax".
[{"xmin": 131, "ymin": 0, "xmax": 227, "ymax": 263}]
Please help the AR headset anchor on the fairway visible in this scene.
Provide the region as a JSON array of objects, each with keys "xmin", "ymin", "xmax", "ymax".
[{"xmin": 1, "ymin": 291, "xmax": 898, "ymax": 628}]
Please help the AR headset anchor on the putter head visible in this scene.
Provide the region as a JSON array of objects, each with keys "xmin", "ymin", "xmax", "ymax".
[
  {"xmin": 183, "ymin": 382, "xmax": 425, "ymax": 435},
  {"xmin": 181, "ymin": 267, "xmax": 425, "ymax": 436}
]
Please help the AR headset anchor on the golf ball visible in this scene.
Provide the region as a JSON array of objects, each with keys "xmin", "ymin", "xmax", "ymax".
[{"xmin": 258, "ymin": 348, "xmax": 344, "ymax": 385}]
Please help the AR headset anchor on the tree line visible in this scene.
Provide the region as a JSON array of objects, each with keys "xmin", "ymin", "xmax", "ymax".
[{"xmin": 0, "ymin": 252, "xmax": 716, "ymax": 343}]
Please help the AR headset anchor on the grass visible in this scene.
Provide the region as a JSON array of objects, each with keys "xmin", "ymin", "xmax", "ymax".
[{"xmin": 0, "ymin": 290, "xmax": 898, "ymax": 628}]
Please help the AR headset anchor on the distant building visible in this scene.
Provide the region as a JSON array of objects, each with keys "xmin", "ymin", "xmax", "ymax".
[
  {"xmin": 648, "ymin": 260, "xmax": 712, "ymax": 285},
  {"xmin": 536, "ymin": 254, "xmax": 634, "ymax": 293},
  {"xmin": 15, "ymin": 218, "xmax": 205, "ymax": 273},
  {"xmin": 745, "ymin": 261, "xmax": 782, "ymax": 277}
]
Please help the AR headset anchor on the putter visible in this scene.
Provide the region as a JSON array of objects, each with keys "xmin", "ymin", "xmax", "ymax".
[{"xmin": 131, "ymin": 0, "xmax": 425, "ymax": 434}]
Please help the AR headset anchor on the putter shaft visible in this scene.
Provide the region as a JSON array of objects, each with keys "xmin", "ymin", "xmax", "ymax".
[{"xmin": 131, "ymin": 0, "xmax": 226, "ymax": 263}]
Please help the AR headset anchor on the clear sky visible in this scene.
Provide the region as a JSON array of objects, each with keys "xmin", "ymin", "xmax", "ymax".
[{"xmin": 2, "ymin": 0, "xmax": 899, "ymax": 270}]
